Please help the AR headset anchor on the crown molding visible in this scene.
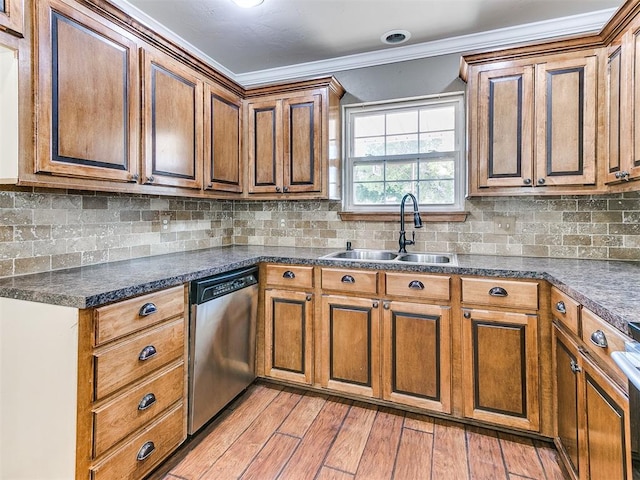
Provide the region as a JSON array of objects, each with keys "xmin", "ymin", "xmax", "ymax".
[
  {"xmin": 109, "ymin": 1, "xmax": 616, "ymax": 87},
  {"xmin": 237, "ymin": 8, "xmax": 616, "ymax": 85}
]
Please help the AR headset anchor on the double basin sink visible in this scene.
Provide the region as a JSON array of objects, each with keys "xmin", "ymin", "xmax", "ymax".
[{"xmin": 321, "ymin": 249, "xmax": 457, "ymax": 266}]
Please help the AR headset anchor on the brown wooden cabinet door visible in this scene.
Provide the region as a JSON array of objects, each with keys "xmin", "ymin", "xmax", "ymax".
[
  {"xmin": 582, "ymin": 355, "xmax": 632, "ymax": 480},
  {"xmin": 534, "ymin": 53, "xmax": 598, "ymax": 187},
  {"xmin": 606, "ymin": 43, "xmax": 624, "ymax": 185},
  {"xmin": 381, "ymin": 301, "xmax": 451, "ymax": 413},
  {"xmin": 462, "ymin": 308, "xmax": 540, "ymax": 431},
  {"xmin": 264, "ymin": 289, "xmax": 313, "ymax": 385},
  {"xmin": 282, "ymin": 94, "xmax": 322, "ymax": 193},
  {"xmin": 553, "ymin": 325, "xmax": 581, "ymax": 479},
  {"xmin": 621, "ymin": 22, "xmax": 640, "ymax": 183},
  {"xmin": 0, "ymin": 0, "xmax": 22, "ymax": 35},
  {"xmin": 142, "ymin": 49, "xmax": 203, "ymax": 190},
  {"xmin": 474, "ymin": 65, "xmax": 534, "ymax": 189},
  {"xmin": 246, "ymin": 98, "xmax": 283, "ymax": 194},
  {"xmin": 204, "ymin": 82, "xmax": 242, "ymax": 193},
  {"xmin": 320, "ymin": 295, "xmax": 380, "ymax": 398},
  {"xmin": 35, "ymin": 0, "xmax": 139, "ymax": 182}
]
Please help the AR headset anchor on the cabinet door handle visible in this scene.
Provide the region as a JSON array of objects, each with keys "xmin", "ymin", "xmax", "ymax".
[
  {"xmin": 275, "ymin": 186, "xmax": 281, "ymax": 193},
  {"xmin": 383, "ymin": 302, "xmax": 390, "ymax": 310},
  {"xmin": 590, "ymin": 330, "xmax": 608, "ymax": 348},
  {"xmin": 283, "ymin": 186, "xmax": 289, "ymax": 192},
  {"xmin": 136, "ymin": 441, "xmax": 155, "ymax": 461},
  {"xmin": 139, "ymin": 303, "xmax": 158, "ymax": 317},
  {"xmin": 306, "ymin": 294, "xmax": 312, "ymax": 301},
  {"xmin": 555, "ymin": 301, "xmax": 566, "ymax": 314},
  {"xmin": 138, "ymin": 393, "xmax": 157, "ymax": 411},
  {"xmin": 523, "ymin": 178, "xmax": 532, "ymax": 185},
  {"xmin": 570, "ymin": 359, "xmax": 581, "ymax": 374},
  {"xmin": 537, "ymin": 177, "xmax": 546, "ymax": 185},
  {"xmin": 341, "ymin": 275, "xmax": 355, "ymax": 284},
  {"xmin": 138, "ymin": 345, "xmax": 157, "ymax": 361},
  {"xmin": 463, "ymin": 311, "xmax": 471, "ymax": 319},
  {"xmin": 129, "ymin": 173, "xmax": 139, "ymax": 182},
  {"xmin": 145, "ymin": 176, "xmax": 155, "ymax": 184},
  {"xmin": 282, "ymin": 270, "xmax": 296, "ymax": 279},
  {"xmin": 372, "ymin": 301, "xmax": 379, "ymax": 309},
  {"xmin": 488, "ymin": 286, "xmax": 508, "ymax": 297},
  {"xmin": 408, "ymin": 280, "xmax": 424, "ymax": 290}
]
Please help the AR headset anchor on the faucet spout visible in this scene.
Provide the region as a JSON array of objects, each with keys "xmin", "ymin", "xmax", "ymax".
[{"xmin": 399, "ymin": 193, "xmax": 423, "ymax": 253}]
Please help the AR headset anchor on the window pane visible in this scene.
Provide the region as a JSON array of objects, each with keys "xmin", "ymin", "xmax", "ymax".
[
  {"xmin": 420, "ymin": 106, "xmax": 455, "ymax": 131},
  {"xmin": 418, "ymin": 180, "xmax": 455, "ymax": 204},
  {"xmin": 354, "ymin": 163, "xmax": 384, "ymax": 182},
  {"xmin": 387, "ymin": 111, "xmax": 418, "ymax": 135},
  {"xmin": 386, "ymin": 182, "xmax": 416, "ymax": 204},
  {"xmin": 419, "ymin": 158, "xmax": 455, "ymax": 179},
  {"xmin": 354, "ymin": 114, "xmax": 385, "ymax": 137},
  {"xmin": 387, "ymin": 134, "xmax": 418, "ymax": 155},
  {"xmin": 354, "ymin": 136, "xmax": 385, "ymax": 157},
  {"xmin": 386, "ymin": 161, "xmax": 417, "ymax": 181},
  {"xmin": 419, "ymin": 131, "xmax": 455, "ymax": 153},
  {"xmin": 354, "ymin": 182, "xmax": 385, "ymax": 204}
]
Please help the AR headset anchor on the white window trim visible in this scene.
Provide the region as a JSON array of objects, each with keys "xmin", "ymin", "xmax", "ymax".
[{"xmin": 342, "ymin": 92, "xmax": 466, "ymax": 213}]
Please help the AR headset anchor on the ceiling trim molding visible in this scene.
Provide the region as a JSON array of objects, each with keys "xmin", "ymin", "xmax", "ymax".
[
  {"xmin": 236, "ymin": 8, "xmax": 616, "ymax": 86},
  {"xmin": 108, "ymin": 1, "xmax": 616, "ymax": 87}
]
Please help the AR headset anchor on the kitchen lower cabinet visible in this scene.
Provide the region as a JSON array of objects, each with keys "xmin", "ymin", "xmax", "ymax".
[
  {"xmin": 264, "ymin": 288, "xmax": 313, "ymax": 384},
  {"xmin": 319, "ymin": 294, "xmax": 381, "ymax": 398},
  {"xmin": 0, "ymin": 285, "xmax": 188, "ymax": 480},
  {"xmin": 381, "ymin": 300, "xmax": 451, "ymax": 413},
  {"xmin": 461, "ymin": 307, "xmax": 540, "ymax": 431},
  {"xmin": 553, "ymin": 323, "xmax": 632, "ymax": 480}
]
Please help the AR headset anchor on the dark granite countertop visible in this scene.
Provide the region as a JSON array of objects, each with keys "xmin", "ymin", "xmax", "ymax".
[{"xmin": 0, "ymin": 245, "xmax": 638, "ymax": 335}]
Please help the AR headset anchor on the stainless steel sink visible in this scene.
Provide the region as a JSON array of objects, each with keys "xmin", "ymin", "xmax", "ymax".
[
  {"xmin": 323, "ymin": 249, "xmax": 399, "ymax": 261},
  {"xmin": 321, "ymin": 249, "xmax": 457, "ymax": 266},
  {"xmin": 396, "ymin": 253, "xmax": 456, "ymax": 265}
]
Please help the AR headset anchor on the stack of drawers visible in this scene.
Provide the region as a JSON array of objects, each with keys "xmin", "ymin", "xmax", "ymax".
[{"xmin": 87, "ymin": 285, "xmax": 187, "ymax": 480}]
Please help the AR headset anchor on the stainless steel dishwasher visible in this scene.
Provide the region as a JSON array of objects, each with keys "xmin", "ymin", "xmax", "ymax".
[{"xmin": 188, "ymin": 266, "xmax": 258, "ymax": 434}]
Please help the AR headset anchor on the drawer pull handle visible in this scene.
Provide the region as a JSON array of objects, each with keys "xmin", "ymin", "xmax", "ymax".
[
  {"xmin": 341, "ymin": 275, "xmax": 355, "ymax": 284},
  {"xmin": 138, "ymin": 345, "xmax": 157, "ymax": 361},
  {"xmin": 590, "ymin": 330, "xmax": 608, "ymax": 348},
  {"xmin": 488, "ymin": 287, "xmax": 508, "ymax": 297},
  {"xmin": 138, "ymin": 393, "xmax": 157, "ymax": 411},
  {"xmin": 139, "ymin": 303, "xmax": 158, "ymax": 317},
  {"xmin": 555, "ymin": 301, "xmax": 566, "ymax": 314},
  {"xmin": 136, "ymin": 441, "xmax": 155, "ymax": 461},
  {"xmin": 408, "ymin": 280, "xmax": 424, "ymax": 290},
  {"xmin": 282, "ymin": 270, "xmax": 296, "ymax": 279}
]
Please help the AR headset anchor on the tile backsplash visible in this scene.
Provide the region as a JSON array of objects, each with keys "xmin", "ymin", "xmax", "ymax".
[{"xmin": 1, "ymin": 187, "xmax": 639, "ymax": 277}]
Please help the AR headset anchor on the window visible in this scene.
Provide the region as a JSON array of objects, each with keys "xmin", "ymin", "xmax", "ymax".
[{"xmin": 343, "ymin": 93, "xmax": 465, "ymax": 213}]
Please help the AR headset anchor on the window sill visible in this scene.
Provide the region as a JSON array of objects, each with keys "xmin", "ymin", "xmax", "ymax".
[{"xmin": 337, "ymin": 211, "xmax": 468, "ymax": 222}]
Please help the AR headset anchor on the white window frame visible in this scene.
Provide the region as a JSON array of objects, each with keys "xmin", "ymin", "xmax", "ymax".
[{"xmin": 342, "ymin": 92, "xmax": 466, "ymax": 213}]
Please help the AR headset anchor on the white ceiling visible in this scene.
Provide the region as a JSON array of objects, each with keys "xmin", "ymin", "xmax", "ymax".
[{"xmin": 114, "ymin": 0, "xmax": 622, "ymax": 85}]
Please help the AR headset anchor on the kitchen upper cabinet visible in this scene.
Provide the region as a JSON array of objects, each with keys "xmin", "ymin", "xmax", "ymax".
[
  {"xmin": 606, "ymin": 17, "xmax": 640, "ymax": 185},
  {"xmin": 319, "ymin": 294, "xmax": 381, "ymax": 398},
  {"xmin": 381, "ymin": 300, "xmax": 451, "ymax": 413},
  {"xmin": 35, "ymin": 0, "xmax": 140, "ymax": 183},
  {"xmin": 244, "ymin": 78, "xmax": 344, "ymax": 199},
  {"xmin": 0, "ymin": 0, "xmax": 23, "ymax": 36},
  {"xmin": 141, "ymin": 48, "xmax": 203, "ymax": 190},
  {"xmin": 466, "ymin": 49, "xmax": 600, "ymax": 195},
  {"xmin": 246, "ymin": 92, "xmax": 321, "ymax": 195},
  {"xmin": 204, "ymin": 81, "xmax": 242, "ymax": 194}
]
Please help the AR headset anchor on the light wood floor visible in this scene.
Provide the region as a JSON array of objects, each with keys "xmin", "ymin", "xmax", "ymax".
[{"xmin": 152, "ymin": 382, "xmax": 568, "ymax": 480}]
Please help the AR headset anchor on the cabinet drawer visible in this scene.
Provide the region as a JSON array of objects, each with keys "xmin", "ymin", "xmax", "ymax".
[
  {"xmin": 321, "ymin": 268, "xmax": 378, "ymax": 295},
  {"xmin": 581, "ymin": 308, "xmax": 628, "ymax": 387},
  {"xmin": 90, "ymin": 402, "xmax": 185, "ymax": 480},
  {"xmin": 461, "ymin": 277, "xmax": 538, "ymax": 310},
  {"xmin": 95, "ymin": 286, "xmax": 184, "ymax": 346},
  {"xmin": 93, "ymin": 361, "xmax": 184, "ymax": 457},
  {"xmin": 265, "ymin": 264, "xmax": 314, "ymax": 290},
  {"xmin": 385, "ymin": 272, "xmax": 450, "ymax": 301},
  {"xmin": 94, "ymin": 319, "xmax": 185, "ymax": 400},
  {"xmin": 550, "ymin": 287, "xmax": 580, "ymax": 335}
]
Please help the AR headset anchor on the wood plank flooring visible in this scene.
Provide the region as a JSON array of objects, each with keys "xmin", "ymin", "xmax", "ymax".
[{"xmin": 151, "ymin": 382, "xmax": 568, "ymax": 480}]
